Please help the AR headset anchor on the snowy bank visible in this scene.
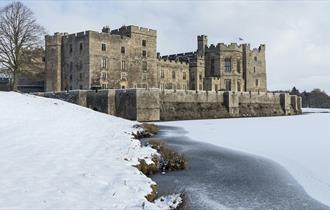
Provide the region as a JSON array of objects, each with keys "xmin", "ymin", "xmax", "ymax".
[
  {"xmin": 0, "ymin": 92, "xmax": 180, "ymax": 209},
  {"xmin": 157, "ymin": 112, "xmax": 330, "ymax": 207},
  {"xmin": 302, "ymin": 108, "xmax": 330, "ymax": 113}
]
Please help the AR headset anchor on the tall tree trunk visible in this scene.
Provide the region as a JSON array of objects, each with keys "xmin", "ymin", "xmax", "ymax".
[{"xmin": 10, "ymin": 71, "xmax": 18, "ymax": 91}]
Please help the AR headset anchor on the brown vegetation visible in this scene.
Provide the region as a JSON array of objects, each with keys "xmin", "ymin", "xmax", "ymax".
[
  {"xmin": 132, "ymin": 123, "xmax": 160, "ymax": 139},
  {"xmin": 145, "ymin": 184, "xmax": 158, "ymax": 202},
  {"xmin": 136, "ymin": 158, "xmax": 159, "ymax": 176},
  {"xmin": 148, "ymin": 139, "xmax": 187, "ymax": 172}
]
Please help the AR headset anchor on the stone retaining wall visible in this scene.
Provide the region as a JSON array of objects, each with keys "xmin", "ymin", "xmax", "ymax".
[{"xmin": 35, "ymin": 88, "xmax": 302, "ymax": 121}]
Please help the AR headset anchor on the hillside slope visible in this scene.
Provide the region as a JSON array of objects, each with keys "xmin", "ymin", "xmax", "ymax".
[{"xmin": 0, "ymin": 92, "xmax": 178, "ymax": 209}]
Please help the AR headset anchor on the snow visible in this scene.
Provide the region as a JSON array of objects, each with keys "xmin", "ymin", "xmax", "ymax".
[
  {"xmin": 302, "ymin": 108, "xmax": 330, "ymax": 113},
  {"xmin": 157, "ymin": 109, "xmax": 330, "ymax": 207},
  {"xmin": 0, "ymin": 92, "xmax": 181, "ymax": 209},
  {"xmin": 154, "ymin": 193, "xmax": 183, "ymax": 210}
]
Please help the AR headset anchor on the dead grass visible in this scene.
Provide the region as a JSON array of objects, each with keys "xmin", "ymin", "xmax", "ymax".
[
  {"xmin": 141, "ymin": 123, "xmax": 160, "ymax": 135},
  {"xmin": 148, "ymin": 139, "xmax": 187, "ymax": 172},
  {"xmin": 145, "ymin": 184, "xmax": 158, "ymax": 202},
  {"xmin": 132, "ymin": 123, "xmax": 160, "ymax": 139},
  {"xmin": 136, "ymin": 158, "xmax": 159, "ymax": 176}
]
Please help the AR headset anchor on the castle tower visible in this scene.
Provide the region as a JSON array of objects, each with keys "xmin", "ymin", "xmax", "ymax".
[
  {"xmin": 197, "ymin": 35, "xmax": 208, "ymax": 56},
  {"xmin": 45, "ymin": 33, "xmax": 62, "ymax": 92}
]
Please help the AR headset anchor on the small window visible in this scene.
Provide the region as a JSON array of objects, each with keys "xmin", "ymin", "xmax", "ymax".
[
  {"xmin": 172, "ymin": 71, "xmax": 176, "ymax": 79},
  {"xmin": 256, "ymin": 79, "xmax": 259, "ymax": 87},
  {"xmin": 160, "ymin": 69, "xmax": 164, "ymax": 78},
  {"xmin": 224, "ymin": 58, "xmax": 231, "ymax": 73},
  {"xmin": 237, "ymin": 80, "xmax": 241, "ymax": 91},
  {"xmin": 142, "ymin": 50, "xmax": 147, "ymax": 57},
  {"xmin": 101, "ymin": 43, "xmax": 106, "ymax": 51},
  {"xmin": 254, "ymin": 56, "xmax": 257, "ymax": 62},
  {"xmin": 142, "ymin": 73, "xmax": 147, "ymax": 81},
  {"xmin": 142, "ymin": 40, "xmax": 146, "ymax": 47},
  {"xmin": 237, "ymin": 60, "xmax": 241, "ymax": 73},
  {"xmin": 199, "ymin": 73, "xmax": 202, "ymax": 80},
  {"xmin": 253, "ymin": 66, "xmax": 256, "ymax": 73},
  {"xmin": 121, "ymin": 72, "xmax": 127, "ymax": 80},
  {"xmin": 142, "ymin": 61, "xmax": 147, "ymax": 72},
  {"xmin": 225, "ymin": 79, "xmax": 231, "ymax": 91},
  {"xmin": 69, "ymin": 74, "xmax": 72, "ymax": 82},
  {"xmin": 79, "ymin": 60, "xmax": 83, "ymax": 70},
  {"xmin": 79, "ymin": 85, "xmax": 83, "ymax": 90},
  {"xmin": 79, "ymin": 73, "xmax": 83, "ymax": 80},
  {"xmin": 121, "ymin": 61, "xmax": 126, "ymax": 71},
  {"xmin": 211, "ymin": 58, "xmax": 215, "ymax": 75},
  {"xmin": 121, "ymin": 47, "xmax": 125, "ymax": 54},
  {"xmin": 215, "ymin": 84, "xmax": 218, "ymax": 91},
  {"xmin": 80, "ymin": 43, "xmax": 83, "ymax": 51},
  {"xmin": 101, "ymin": 72, "xmax": 107, "ymax": 80},
  {"xmin": 69, "ymin": 44, "xmax": 72, "ymax": 53},
  {"xmin": 183, "ymin": 72, "xmax": 187, "ymax": 80},
  {"xmin": 101, "ymin": 57, "xmax": 107, "ymax": 69}
]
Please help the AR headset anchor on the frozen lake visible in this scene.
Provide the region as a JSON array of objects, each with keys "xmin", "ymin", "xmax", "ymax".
[{"xmin": 152, "ymin": 125, "xmax": 329, "ymax": 210}]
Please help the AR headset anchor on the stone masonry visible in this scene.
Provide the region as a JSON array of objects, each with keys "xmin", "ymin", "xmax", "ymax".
[
  {"xmin": 36, "ymin": 88, "xmax": 302, "ymax": 122},
  {"xmin": 45, "ymin": 25, "xmax": 266, "ymax": 93},
  {"xmin": 43, "ymin": 25, "xmax": 301, "ymax": 121}
]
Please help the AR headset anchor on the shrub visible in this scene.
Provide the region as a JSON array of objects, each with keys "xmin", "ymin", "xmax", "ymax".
[{"xmin": 148, "ymin": 139, "xmax": 187, "ymax": 172}]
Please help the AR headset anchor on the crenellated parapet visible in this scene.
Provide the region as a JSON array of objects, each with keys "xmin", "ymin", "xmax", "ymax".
[
  {"xmin": 157, "ymin": 57, "xmax": 189, "ymax": 66},
  {"xmin": 218, "ymin": 43, "xmax": 244, "ymax": 52},
  {"xmin": 111, "ymin": 25, "xmax": 157, "ymax": 37}
]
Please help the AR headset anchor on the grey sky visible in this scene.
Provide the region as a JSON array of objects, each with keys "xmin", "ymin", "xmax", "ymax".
[{"xmin": 2, "ymin": 0, "xmax": 329, "ymax": 93}]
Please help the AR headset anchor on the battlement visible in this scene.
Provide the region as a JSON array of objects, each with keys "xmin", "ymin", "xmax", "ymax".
[
  {"xmin": 218, "ymin": 43, "xmax": 244, "ymax": 51},
  {"xmin": 45, "ymin": 33, "xmax": 63, "ymax": 45},
  {"xmin": 197, "ymin": 35, "xmax": 208, "ymax": 40},
  {"xmin": 111, "ymin": 25, "xmax": 157, "ymax": 37},
  {"xmin": 161, "ymin": 52, "xmax": 196, "ymax": 61},
  {"xmin": 157, "ymin": 57, "xmax": 189, "ymax": 65},
  {"xmin": 251, "ymin": 44, "xmax": 266, "ymax": 53}
]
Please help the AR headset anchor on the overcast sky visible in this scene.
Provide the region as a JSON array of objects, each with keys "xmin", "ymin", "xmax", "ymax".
[{"xmin": 1, "ymin": 0, "xmax": 329, "ymax": 93}]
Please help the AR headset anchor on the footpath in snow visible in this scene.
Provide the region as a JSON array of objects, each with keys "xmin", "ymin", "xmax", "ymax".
[
  {"xmin": 0, "ymin": 92, "xmax": 180, "ymax": 209},
  {"xmin": 157, "ymin": 109, "xmax": 330, "ymax": 208}
]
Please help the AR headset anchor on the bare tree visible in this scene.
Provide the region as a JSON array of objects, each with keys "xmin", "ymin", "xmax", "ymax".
[{"xmin": 0, "ymin": 1, "xmax": 45, "ymax": 90}]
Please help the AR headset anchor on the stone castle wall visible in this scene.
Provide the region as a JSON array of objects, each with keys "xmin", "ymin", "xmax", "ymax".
[{"xmin": 36, "ymin": 88, "xmax": 302, "ymax": 122}]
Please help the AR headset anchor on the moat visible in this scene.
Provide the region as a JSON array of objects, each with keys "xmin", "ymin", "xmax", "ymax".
[{"xmin": 151, "ymin": 125, "xmax": 329, "ymax": 210}]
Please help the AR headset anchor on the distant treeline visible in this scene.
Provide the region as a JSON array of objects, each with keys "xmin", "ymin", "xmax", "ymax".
[
  {"xmin": 290, "ymin": 87, "xmax": 330, "ymax": 108},
  {"xmin": 270, "ymin": 88, "xmax": 330, "ymax": 108}
]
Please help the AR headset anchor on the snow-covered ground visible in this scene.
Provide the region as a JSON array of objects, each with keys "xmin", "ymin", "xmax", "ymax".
[
  {"xmin": 0, "ymin": 92, "xmax": 180, "ymax": 209},
  {"xmin": 157, "ymin": 109, "xmax": 330, "ymax": 207},
  {"xmin": 302, "ymin": 108, "xmax": 330, "ymax": 113}
]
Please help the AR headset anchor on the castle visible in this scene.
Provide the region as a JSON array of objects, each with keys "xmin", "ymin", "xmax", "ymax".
[
  {"xmin": 45, "ymin": 25, "xmax": 266, "ymax": 93},
  {"xmin": 42, "ymin": 25, "xmax": 301, "ymax": 121}
]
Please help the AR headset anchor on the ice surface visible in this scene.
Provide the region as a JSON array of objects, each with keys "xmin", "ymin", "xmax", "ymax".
[{"xmin": 157, "ymin": 109, "xmax": 330, "ymax": 207}]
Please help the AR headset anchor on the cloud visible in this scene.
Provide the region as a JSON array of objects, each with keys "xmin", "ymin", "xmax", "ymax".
[{"xmin": 1, "ymin": 0, "xmax": 329, "ymax": 93}]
